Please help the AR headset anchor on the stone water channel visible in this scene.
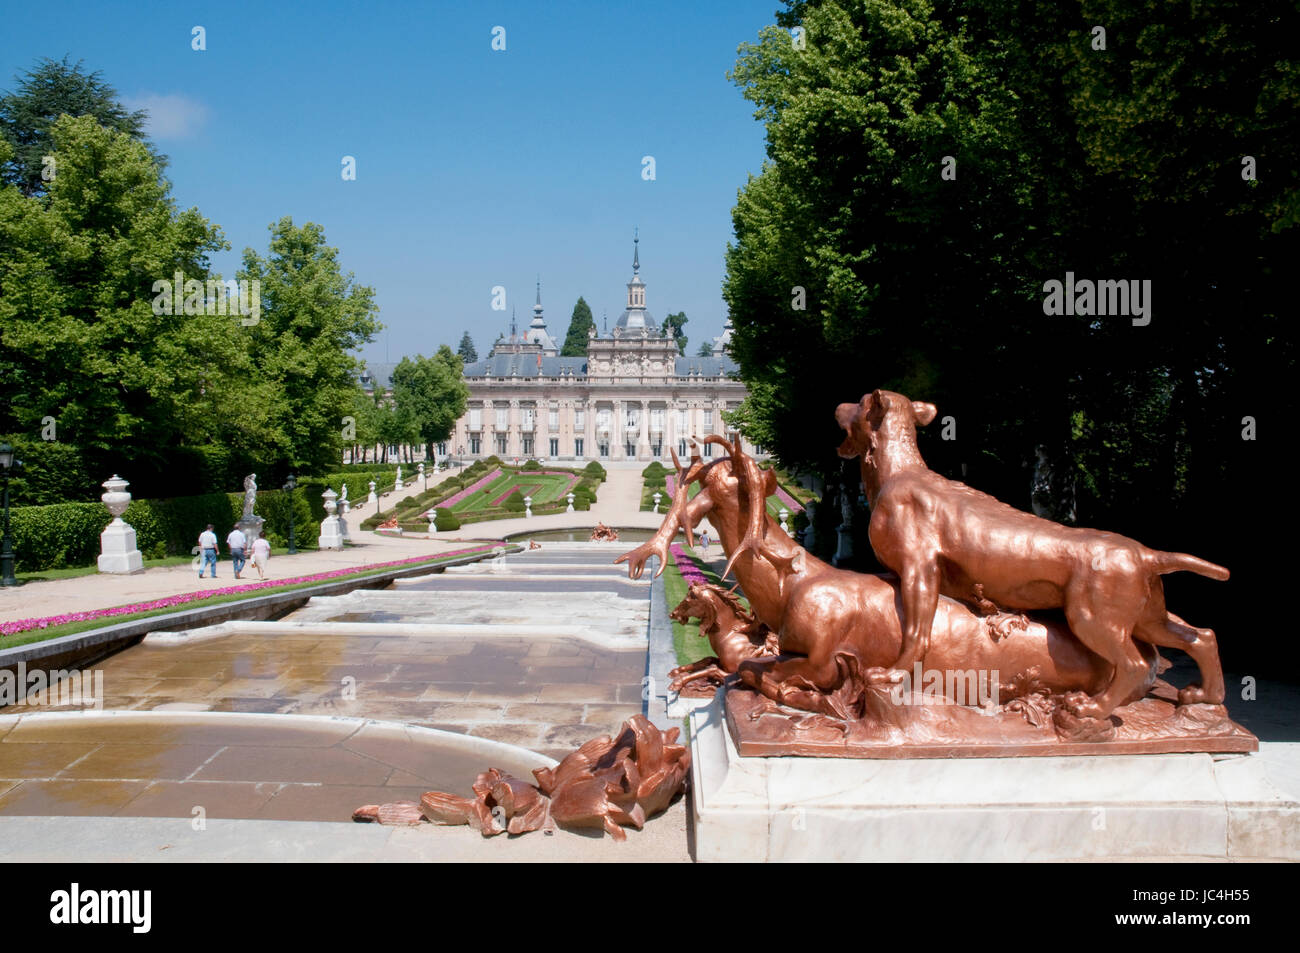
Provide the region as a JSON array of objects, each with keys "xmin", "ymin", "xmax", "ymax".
[{"xmin": 0, "ymin": 543, "xmax": 654, "ymax": 826}]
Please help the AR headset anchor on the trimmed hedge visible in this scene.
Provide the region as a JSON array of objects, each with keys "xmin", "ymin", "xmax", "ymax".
[
  {"xmin": 7, "ymin": 487, "xmax": 315, "ymax": 573},
  {"xmin": 433, "ymin": 507, "xmax": 461, "ymax": 531}
]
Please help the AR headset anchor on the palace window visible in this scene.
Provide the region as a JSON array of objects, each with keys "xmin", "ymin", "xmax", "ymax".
[
  {"xmin": 650, "ymin": 408, "xmax": 664, "ymax": 433},
  {"xmin": 522, "ymin": 407, "xmax": 535, "ymax": 430},
  {"xmin": 470, "ymin": 436, "xmax": 481, "ymax": 455},
  {"xmin": 549, "ymin": 438, "xmax": 558, "ymax": 457},
  {"xmin": 575, "ymin": 438, "xmax": 584, "ymax": 457},
  {"xmin": 599, "ymin": 441, "xmax": 610, "ymax": 459},
  {"xmin": 549, "ymin": 410, "xmax": 558, "ymax": 431},
  {"xmin": 625, "ymin": 440, "xmax": 636, "ymax": 457},
  {"xmin": 574, "ymin": 410, "xmax": 585, "ymax": 429},
  {"xmin": 496, "ymin": 408, "xmax": 509, "ymax": 430},
  {"xmin": 522, "ymin": 436, "xmax": 534, "ymax": 455},
  {"xmin": 469, "ymin": 408, "xmax": 482, "ymax": 430},
  {"xmin": 495, "ymin": 435, "xmax": 508, "ymax": 455},
  {"xmin": 703, "ymin": 409, "xmax": 714, "ymax": 428},
  {"xmin": 678, "ymin": 438, "xmax": 687, "ymax": 457}
]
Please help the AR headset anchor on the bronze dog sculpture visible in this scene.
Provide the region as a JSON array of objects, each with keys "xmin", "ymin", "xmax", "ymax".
[
  {"xmin": 836, "ymin": 388, "xmax": 1229, "ymax": 721},
  {"xmin": 617, "ymin": 439, "xmax": 1122, "ymax": 715}
]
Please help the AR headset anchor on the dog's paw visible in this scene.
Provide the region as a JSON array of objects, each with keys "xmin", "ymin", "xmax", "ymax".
[
  {"xmin": 1177, "ymin": 683, "xmax": 1219, "ymax": 705},
  {"xmin": 1061, "ymin": 690, "xmax": 1106, "ymax": 721},
  {"xmin": 864, "ymin": 666, "xmax": 906, "ymax": 685}
]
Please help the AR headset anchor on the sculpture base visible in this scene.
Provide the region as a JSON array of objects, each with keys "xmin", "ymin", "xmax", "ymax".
[
  {"xmin": 97, "ymin": 521, "xmax": 143, "ymax": 575},
  {"xmin": 723, "ymin": 679, "xmax": 1256, "ymax": 758},
  {"xmin": 689, "ymin": 691, "xmax": 1299, "ymax": 862},
  {"xmin": 318, "ymin": 517, "xmax": 344, "ymax": 551}
]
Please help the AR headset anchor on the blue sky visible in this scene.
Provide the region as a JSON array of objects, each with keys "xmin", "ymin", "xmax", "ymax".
[{"xmin": 1, "ymin": 0, "xmax": 779, "ymax": 365}]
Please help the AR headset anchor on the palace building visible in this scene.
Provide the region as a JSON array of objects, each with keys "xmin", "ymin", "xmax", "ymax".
[{"xmin": 446, "ymin": 236, "xmax": 756, "ymax": 464}]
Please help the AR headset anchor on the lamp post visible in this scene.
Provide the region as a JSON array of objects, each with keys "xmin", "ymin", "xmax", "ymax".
[
  {"xmin": 0, "ymin": 444, "xmax": 16, "ymax": 586},
  {"xmin": 282, "ymin": 474, "xmax": 298, "ymax": 554},
  {"xmin": 457, "ymin": 445, "xmax": 464, "ymax": 469}
]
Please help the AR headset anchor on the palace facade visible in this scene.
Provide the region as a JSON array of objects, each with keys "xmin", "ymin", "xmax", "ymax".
[{"xmin": 444, "ymin": 237, "xmax": 757, "ymax": 465}]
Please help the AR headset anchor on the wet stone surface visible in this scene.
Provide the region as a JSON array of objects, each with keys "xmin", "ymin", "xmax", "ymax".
[{"xmin": 2, "ymin": 544, "xmax": 652, "ymax": 819}]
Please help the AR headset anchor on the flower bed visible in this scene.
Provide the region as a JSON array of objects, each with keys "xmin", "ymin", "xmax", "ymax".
[
  {"xmin": 0, "ymin": 545, "xmax": 498, "ymax": 638},
  {"xmin": 773, "ymin": 485, "xmax": 804, "ymax": 515},
  {"xmin": 669, "ymin": 543, "xmax": 708, "ymax": 586},
  {"xmin": 436, "ymin": 469, "xmax": 503, "ymax": 509}
]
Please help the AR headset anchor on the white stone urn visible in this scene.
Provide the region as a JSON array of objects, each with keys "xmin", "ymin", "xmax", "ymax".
[
  {"xmin": 779, "ymin": 507, "xmax": 790, "ymax": 533},
  {"xmin": 566, "ymin": 491, "xmax": 575, "ymax": 513},
  {"xmin": 395, "ymin": 466, "xmax": 404, "ymax": 491},
  {"xmin": 653, "ymin": 491, "xmax": 662, "ymax": 514},
  {"xmin": 367, "ymin": 480, "xmax": 378, "ymax": 504},
  {"xmin": 97, "ymin": 475, "xmax": 143, "ymax": 573},
  {"xmin": 524, "ymin": 495, "xmax": 533, "ymax": 518}
]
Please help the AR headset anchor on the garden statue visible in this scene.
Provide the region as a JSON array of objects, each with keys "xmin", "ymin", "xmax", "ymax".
[
  {"xmin": 617, "ymin": 433, "xmax": 1252, "ymax": 757},
  {"xmin": 237, "ymin": 473, "xmax": 265, "ymax": 541}
]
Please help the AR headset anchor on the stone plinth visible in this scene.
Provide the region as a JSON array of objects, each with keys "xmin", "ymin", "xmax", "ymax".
[
  {"xmin": 689, "ymin": 691, "xmax": 1300, "ymax": 862},
  {"xmin": 97, "ymin": 521, "xmax": 143, "ymax": 574}
]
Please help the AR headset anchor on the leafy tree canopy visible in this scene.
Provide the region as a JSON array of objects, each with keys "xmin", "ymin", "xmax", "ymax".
[
  {"xmin": 0, "ymin": 56, "xmax": 153, "ymax": 197},
  {"xmin": 662, "ymin": 311, "xmax": 688, "ymax": 355}
]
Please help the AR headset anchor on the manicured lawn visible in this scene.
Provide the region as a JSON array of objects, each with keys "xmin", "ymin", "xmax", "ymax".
[
  {"xmin": 661, "ymin": 543, "xmax": 747, "ymax": 667},
  {"xmin": 452, "ymin": 471, "xmax": 575, "ymax": 513}
]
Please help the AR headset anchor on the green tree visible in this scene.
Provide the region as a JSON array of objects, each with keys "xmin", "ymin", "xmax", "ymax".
[
  {"xmin": 662, "ymin": 311, "xmax": 689, "ymax": 355},
  {"xmin": 389, "ymin": 345, "xmax": 470, "ymax": 459},
  {"xmin": 457, "ymin": 330, "xmax": 478, "ymax": 364},
  {"xmin": 0, "ymin": 117, "xmax": 252, "ymax": 499},
  {"xmin": 239, "ymin": 217, "xmax": 382, "ymax": 475},
  {"xmin": 0, "ymin": 56, "xmax": 153, "ymax": 198},
  {"xmin": 697, "ymin": 340, "xmax": 715, "ymax": 357},
  {"xmin": 561, "ymin": 296, "xmax": 595, "ymax": 356}
]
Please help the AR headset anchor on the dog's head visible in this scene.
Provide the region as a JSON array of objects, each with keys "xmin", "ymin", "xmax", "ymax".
[{"xmin": 837, "ymin": 390, "xmax": 937, "ymax": 465}]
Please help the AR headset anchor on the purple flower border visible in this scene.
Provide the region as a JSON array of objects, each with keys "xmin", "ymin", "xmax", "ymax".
[{"xmin": 0, "ymin": 545, "xmax": 499, "ymax": 638}]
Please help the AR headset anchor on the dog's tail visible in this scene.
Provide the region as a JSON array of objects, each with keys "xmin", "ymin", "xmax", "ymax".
[{"xmin": 1150, "ymin": 550, "xmax": 1230, "ymax": 581}]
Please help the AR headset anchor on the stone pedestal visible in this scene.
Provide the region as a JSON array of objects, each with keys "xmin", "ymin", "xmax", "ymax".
[
  {"xmin": 689, "ymin": 692, "xmax": 1300, "ymax": 862},
  {"xmin": 98, "ymin": 521, "xmax": 144, "ymax": 574},
  {"xmin": 318, "ymin": 489, "xmax": 344, "ymax": 551},
  {"xmin": 97, "ymin": 475, "xmax": 143, "ymax": 574}
]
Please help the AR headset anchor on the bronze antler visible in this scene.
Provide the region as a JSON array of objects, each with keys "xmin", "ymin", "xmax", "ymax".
[
  {"xmin": 615, "ymin": 439, "xmax": 708, "ymax": 579},
  {"xmin": 716, "ymin": 434, "xmax": 798, "ymax": 585}
]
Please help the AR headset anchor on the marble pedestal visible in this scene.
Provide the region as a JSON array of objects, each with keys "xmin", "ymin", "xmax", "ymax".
[
  {"xmin": 318, "ymin": 516, "xmax": 344, "ymax": 551},
  {"xmin": 97, "ymin": 520, "xmax": 143, "ymax": 574},
  {"xmin": 689, "ymin": 692, "xmax": 1300, "ymax": 862}
]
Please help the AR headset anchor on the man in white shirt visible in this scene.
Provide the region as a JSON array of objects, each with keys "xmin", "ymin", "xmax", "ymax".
[
  {"xmin": 251, "ymin": 534, "xmax": 271, "ymax": 579},
  {"xmin": 198, "ymin": 524, "xmax": 218, "ymax": 579},
  {"xmin": 227, "ymin": 525, "xmax": 248, "ymax": 579}
]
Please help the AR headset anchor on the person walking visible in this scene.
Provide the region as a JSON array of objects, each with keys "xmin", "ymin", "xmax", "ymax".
[
  {"xmin": 227, "ymin": 524, "xmax": 248, "ymax": 579},
  {"xmin": 699, "ymin": 528, "xmax": 710, "ymax": 555},
  {"xmin": 198, "ymin": 524, "xmax": 218, "ymax": 579},
  {"xmin": 250, "ymin": 533, "xmax": 271, "ymax": 580}
]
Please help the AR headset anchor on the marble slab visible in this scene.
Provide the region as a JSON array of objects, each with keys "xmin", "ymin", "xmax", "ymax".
[{"xmin": 689, "ymin": 690, "xmax": 1300, "ymax": 862}]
